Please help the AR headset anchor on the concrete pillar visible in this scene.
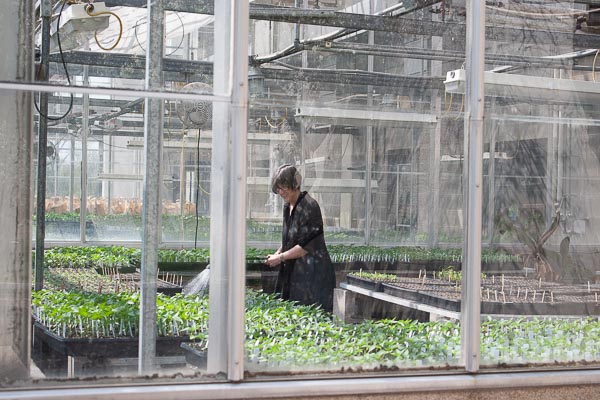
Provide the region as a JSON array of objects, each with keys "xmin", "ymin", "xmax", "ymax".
[{"xmin": 0, "ymin": 0, "xmax": 34, "ymax": 380}]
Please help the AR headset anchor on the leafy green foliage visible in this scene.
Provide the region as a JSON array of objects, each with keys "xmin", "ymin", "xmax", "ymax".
[
  {"xmin": 38, "ymin": 245, "xmax": 518, "ymax": 271},
  {"xmin": 40, "ymin": 246, "xmax": 211, "ymax": 269},
  {"xmin": 348, "ymin": 270, "xmax": 398, "ymax": 282},
  {"xmin": 437, "ymin": 265, "xmax": 462, "ymax": 283},
  {"xmin": 328, "ymin": 245, "xmax": 519, "ymax": 263},
  {"xmin": 32, "ymin": 290, "xmax": 208, "ymax": 339},
  {"xmin": 436, "ymin": 265, "xmax": 486, "ymax": 282},
  {"xmin": 156, "ymin": 248, "xmax": 209, "ymax": 263},
  {"xmin": 33, "ymin": 289, "xmax": 600, "ymax": 369},
  {"xmin": 480, "ymin": 317, "xmax": 600, "ymax": 364},
  {"xmin": 44, "ymin": 267, "xmax": 115, "ymax": 293},
  {"xmin": 42, "ymin": 246, "xmax": 140, "ymax": 269}
]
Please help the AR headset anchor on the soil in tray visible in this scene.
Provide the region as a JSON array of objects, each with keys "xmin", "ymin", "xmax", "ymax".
[
  {"xmin": 381, "ymin": 276, "xmax": 600, "ymax": 316},
  {"xmin": 110, "ymin": 272, "xmax": 183, "ymax": 295},
  {"xmin": 346, "ymin": 275, "xmax": 400, "ymax": 292}
]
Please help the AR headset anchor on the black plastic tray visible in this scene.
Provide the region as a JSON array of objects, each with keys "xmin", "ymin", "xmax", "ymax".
[
  {"xmin": 180, "ymin": 342, "xmax": 207, "ymax": 369},
  {"xmin": 33, "ymin": 322, "xmax": 189, "ymax": 358}
]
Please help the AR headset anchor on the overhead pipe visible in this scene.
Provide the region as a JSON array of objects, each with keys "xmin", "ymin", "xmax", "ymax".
[{"xmin": 252, "ymin": 1, "xmax": 441, "ymax": 65}]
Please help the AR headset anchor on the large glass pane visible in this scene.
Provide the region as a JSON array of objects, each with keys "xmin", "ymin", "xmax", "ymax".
[
  {"xmin": 29, "ymin": 91, "xmax": 222, "ymax": 382},
  {"xmin": 244, "ymin": 0, "xmax": 466, "ymax": 376},
  {"xmin": 12, "ymin": 0, "xmax": 600, "ymax": 393},
  {"xmin": 20, "ymin": 2, "xmax": 222, "ymax": 387},
  {"xmin": 473, "ymin": 1, "xmax": 600, "ymax": 369}
]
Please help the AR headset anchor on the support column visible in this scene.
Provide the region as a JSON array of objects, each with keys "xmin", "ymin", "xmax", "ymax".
[
  {"xmin": 80, "ymin": 65, "xmax": 89, "ymax": 242},
  {"xmin": 461, "ymin": 0, "xmax": 485, "ymax": 373},
  {"xmin": 34, "ymin": 0, "xmax": 51, "ymax": 291},
  {"xmin": 486, "ymin": 120, "xmax": 497, "ymax": 244},
  {"xmin": 0, "ymin": 0, "xmax": 34, "ymax": 380},
  {"xmin": 364, "ymin": 1, "xmax": 375, "ymax": 244},
  {"xmin": 139, "ymin": 0, "xmax": 165, "ymax": 375},
  {"xmin": 428, "ymin": 92, "xmax": 442, "ymax": 247}
]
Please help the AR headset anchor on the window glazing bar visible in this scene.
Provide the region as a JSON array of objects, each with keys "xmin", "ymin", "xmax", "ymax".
[
  {"xmin": 80, "ymin": 65, "xmax": 89, "ymax": 244},
  {"xmin": 208, "ymin": 0, "xmax": 249, "ymax": 381},
  {"xmin": 0, "ymin": 81, "xmax": 227, "ymax": 103},
  {"xmin": 4, "ymin": 370, "xmax": 600, "ymax": 400},
  {"xmin": 460, "ymin": 0, "xmax": 485, "ymax": 373},
  {"xmin": 228, "ymin": 0, "xmax": 250, "ymax": 382}
]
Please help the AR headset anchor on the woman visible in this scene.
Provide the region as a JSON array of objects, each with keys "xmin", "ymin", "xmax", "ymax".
[{"xmin": 265, "ymin": 164, "xmax": 336, "ymax": 312}]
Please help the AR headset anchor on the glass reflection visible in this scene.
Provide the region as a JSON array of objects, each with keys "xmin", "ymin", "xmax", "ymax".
[{"xmin": 480, "ymin": 1, "xmax": 600, "ymax": 368}]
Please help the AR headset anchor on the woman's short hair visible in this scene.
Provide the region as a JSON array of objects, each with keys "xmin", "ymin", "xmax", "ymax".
[{"xmin": 271, "ymin": 164, "xmax": 302, "ymax": 194}]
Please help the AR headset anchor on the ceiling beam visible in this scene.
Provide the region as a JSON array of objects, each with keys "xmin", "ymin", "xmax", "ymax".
[
  {"xmin": 100, "ymin": 1, "xmax": 600, "ymax": 49},
  {"xmin": 49, "ymin": 51, "xmax": 443, "ymax": 90}
]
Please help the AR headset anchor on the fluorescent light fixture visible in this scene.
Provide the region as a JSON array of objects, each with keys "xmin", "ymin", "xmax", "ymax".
[
  {"xmin": 295, "ymin": 107, "xmax": 437, "ymax": 127},
  {"xmin": 444, "ymin": 69, "xmax": 600, "ymax": 104},
  {"xmin": 49, "ymin": 2, "xmax": 110, "ymax": 51}
]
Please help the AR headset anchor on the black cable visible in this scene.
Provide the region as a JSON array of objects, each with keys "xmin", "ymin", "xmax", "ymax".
[
  {"xmin": 34, "ymin": 0, "xmax": 74, "ymax": 121},
  {"xmin": 194, "ymin": 130, "xmax": 201, "ymax": 248},
  {"xmin": 134, "ymin": 12, "xmax": 185, "ymax": 56},
  {"xmin": 166, "ymin": 12, "xmax": 185, "ymax": 57}
]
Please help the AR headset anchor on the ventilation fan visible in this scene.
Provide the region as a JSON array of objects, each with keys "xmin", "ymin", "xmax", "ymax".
[
  {"xmin": 46, "ymin": 142, "xmax": 57, "ymax": 162},
  {"xmin": 175, "ymin": 82, "xmax": 213, "ymax": 129}
]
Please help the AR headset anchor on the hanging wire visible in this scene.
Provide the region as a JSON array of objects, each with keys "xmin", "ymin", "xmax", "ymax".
[
  {"xmin": 455, "ymin": 95, "xmax": 464, "ymax": 120},
  {"xmin": 194, "ymin": 129, "xmax": 201, "ymax": 248},
  {"xmin": 264, "ymin": 108, "xmax": 288, "ymax": 129},
  {"xmin": 445, "ymin": 92, "xmax": 454, "ymax": 114},
  {"xmin": 34, "ymin": 0, "xmax": 73, "ymax": 121},
  {"xmin": 84, "ymin": 3, "xmax": 123, "ymax": 51},
  {"xmin": 133, "ymin": 11, "xmax": 185, "ymax": 56},
  {"xmin": 593, "ymin": 49, "xmax": 600, "ymax": 82}
]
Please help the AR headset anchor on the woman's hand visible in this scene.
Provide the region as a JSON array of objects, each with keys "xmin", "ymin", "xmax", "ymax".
[{"xmin": 265, "ymin": 253, "xmax": 284, "ymax": 268}]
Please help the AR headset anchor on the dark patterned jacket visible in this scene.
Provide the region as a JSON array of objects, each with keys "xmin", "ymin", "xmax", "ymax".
[{"xmin": 275, "ymin": 191, "xmax": 336, "ymax": 312}]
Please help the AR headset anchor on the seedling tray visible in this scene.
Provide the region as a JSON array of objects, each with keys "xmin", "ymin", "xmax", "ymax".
[
  {"xmin": 381, "ymin": 278, "xmax": 600, "ymax": 316},
  {"xmin": 346, "ymin": 275, "xmax": 386, "ymax": 292},
  {"xmin": 33, "ymin": 322, "xmax": 189, "ymax": 359},
  {"xmin": 180, "ymin": 342, "xmax": 207, "ymax": 369}
]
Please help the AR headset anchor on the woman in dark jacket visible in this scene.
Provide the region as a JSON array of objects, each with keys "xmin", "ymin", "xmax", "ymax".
[{"xmin": 265, "ymin": 164, "xmax": 336, "ymax": 312}]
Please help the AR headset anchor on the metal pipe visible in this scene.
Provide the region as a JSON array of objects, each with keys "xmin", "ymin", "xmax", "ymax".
[
  {"xmin": 80, "ymin": 65, "xmax": 89, "ymax": 243},
  {"xmin": 138, "ymin": 0, "xmax": 165, "ymax": 375},
  {"xmin": 69, "ymin": 136, "xmax": 74, "ymax": 211},
  {"xmin": 34, "ymin": 0, "xmax": 52, "ymax": 291},
  {"xmin": 548, "ymin": 69, "xmax": 560, "ymax": 220},
  {"xmin": 428, "ymin": 92, "xmax": 442, "ymax": 248},
  {"xmin": 253, "ymin": 1, "xmax": 432, "ymax": 64},
  {"xmin": 311, "ymin": 41, "xmax": 593, "ymax": 70},
  {"xmin": 427, "ymin": 31, "xmax": 443, "ymax": 248},
  {"xmin": 461, "ymin": 0, "xmax": 485, "ymax": 373},
  {"xmin": 364, "ymin": 9, "xmax": 374, "ymax": 245},
  {"xmin": 486, "ymin": 120, "xmax": 497, "ymax": 245},
  {"xmin": 0, "ymin": 81, "xmax": 227, "ymax": 103},
  {"xmin": 294, "ymin": 0, "xmax": 301, "ymax": 46},
  {"xmin": 107, "ymin": 134, "xmax": 112, "ymax": 212}
]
